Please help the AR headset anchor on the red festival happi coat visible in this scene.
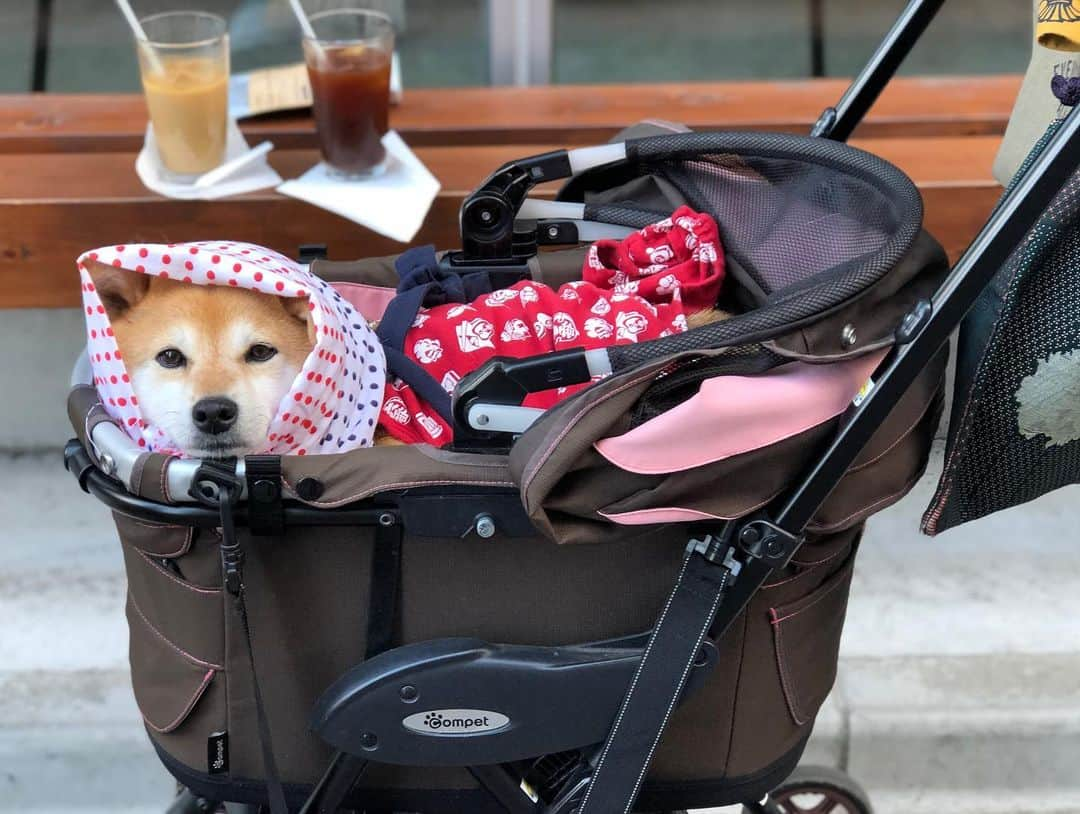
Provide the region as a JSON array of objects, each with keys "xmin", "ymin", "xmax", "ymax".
[{"xmin": 379, "ymin": 207, "xmax": 726, "ymax": 446}]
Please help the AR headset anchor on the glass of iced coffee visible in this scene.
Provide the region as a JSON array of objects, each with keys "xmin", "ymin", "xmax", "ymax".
[
  {"xmin": 136, "ymin": 11, "xmax": 229, "ymax": 178},
  {"xmin": 302, "ymin": 9, "xmax": 394, "ymax": 178}
]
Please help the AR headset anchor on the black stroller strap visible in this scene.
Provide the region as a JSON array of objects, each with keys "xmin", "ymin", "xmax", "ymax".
[
  {"xmin": 207, "ymin": 474, "xmax": 290, "ymax": 814},
  {"xmin": 365, "ymin": 520, "xmax": 403, "ymax": 659},
  {"xmin": 578, "ymin": 548, "xmax": 736, "ymax": 814}
]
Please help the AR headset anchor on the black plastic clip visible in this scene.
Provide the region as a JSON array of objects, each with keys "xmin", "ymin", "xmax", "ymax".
[
  {"xmin": 190, "ymin": 460, "xmax": 245, "ymax": 595},
  {"xmin": 297, "ymin": 243, "xmax": 328, "ymax": 264},
  {"xmin": 685, "ymin": 528, "xmax": 744, "ymax": 582},
  {"xmin": 811, "ymin": 106, "xmax": 838, "ymax": 139},
  {"xmin": 895, "ymin": 299, "xmax": 933, "ymax": 344},
  {"xmin": 737, "ymin": 519, "xmax": 803, "ymax": 568},
  {"xmin": 245, "ymin": 455, "xmax": 284, "ymax": 537}
]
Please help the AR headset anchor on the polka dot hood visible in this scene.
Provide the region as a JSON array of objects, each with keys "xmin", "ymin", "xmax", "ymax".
[{"xmin": 77, "ymin": 241, "xmax": 386, "ymax": 457}]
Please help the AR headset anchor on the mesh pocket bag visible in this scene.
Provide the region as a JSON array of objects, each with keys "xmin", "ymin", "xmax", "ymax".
[{"xmin": 925, "ymin": 120, "xmax": 1080, "ymax": 533}]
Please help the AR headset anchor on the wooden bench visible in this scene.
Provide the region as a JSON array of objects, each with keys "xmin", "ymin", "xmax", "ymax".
[{"xmin": 0, "ymin": 75, "xmax": 1016, "ymax": 308}]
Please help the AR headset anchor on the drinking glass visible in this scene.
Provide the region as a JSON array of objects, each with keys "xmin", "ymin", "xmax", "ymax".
[
  {"xmin": 302, "ymin": 9, "xmax": 395, "ymax": 177},
  {"xmin": 136, "ymin": 11, "xmax": 230, "ymax": 178}
]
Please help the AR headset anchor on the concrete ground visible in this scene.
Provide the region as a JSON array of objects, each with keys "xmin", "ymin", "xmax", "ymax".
[{"xmin": 2, "ymin": 439, "xmax": 1079, "ymax": 814}]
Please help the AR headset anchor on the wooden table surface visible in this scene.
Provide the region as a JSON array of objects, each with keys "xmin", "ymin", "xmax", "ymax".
[{"xmin": 0, "ymin": 75, "xmax": 1015, "ymax": 308}]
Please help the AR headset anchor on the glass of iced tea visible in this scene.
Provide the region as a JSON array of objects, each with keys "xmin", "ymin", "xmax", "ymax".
[
  {"xmin": 303, "ymin": 9, "xmax": 394, "ymax": 178},
  {"xmin": 136, "ymin": 11, "xmax": 229, "ymax": 178}
]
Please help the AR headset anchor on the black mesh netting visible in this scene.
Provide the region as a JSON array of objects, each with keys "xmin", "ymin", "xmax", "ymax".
[
  {"xmin": 924, "ymin": 120, "xmax": 1080, "ymax": 534},
  {"xmin": 575, "ymin": 132, "xmax": 924, "ymax": 372}
]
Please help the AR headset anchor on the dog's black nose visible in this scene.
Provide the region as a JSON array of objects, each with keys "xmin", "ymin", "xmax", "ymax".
[{"xmin": 192, "ymin": 397, "xmax": 238, "ymax": 435}]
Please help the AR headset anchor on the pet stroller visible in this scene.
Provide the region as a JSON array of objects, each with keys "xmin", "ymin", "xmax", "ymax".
[{"xmin": 62, "ymin": 0, "xmax": 1080, "ymax": 811}]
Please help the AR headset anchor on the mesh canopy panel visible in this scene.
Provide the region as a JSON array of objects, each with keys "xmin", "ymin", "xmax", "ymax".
[
  {"xmin": 649, "ymin": 154, "xmax": 898, "ymax": 297},
  {"xmin": 575, "ymin": 132, "xmax": 924, "ymax": 372}
]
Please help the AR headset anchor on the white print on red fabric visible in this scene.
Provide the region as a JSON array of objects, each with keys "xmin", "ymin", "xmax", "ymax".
[
  {"xmin": 413, "ymin": 337, "xmax": 444, "ymax": 364},
  {"xmin": 552, "ymin": 312, "xmax": 580, "ymax": 343},
  {"xmin": 456, "ymin": 318, "xmax": 496, "ymax": 352},
  {"xmin": 484, "ymin": 289, "xmax": 519, "ymax": 307},
  {"xmin": 645, "ymin": 245, "xmax": 674, "ymax": 267},
  {"xmin": 616, "ymin": 311, "xmax": 650, "ymax": 342},
  {"xmin": 384, "ymin": 396, "xmax": 411, "ymax": 424},
  {"xmin": 584, "ymin": 317, "xmax": 614, "ymax": 339},
  {"xmin": 412, "ymin": 311, "xmax": 430, "ymax": 328},
  {"xmin": 501, "ymin": 319, "xmax": 531, "ymax": 342},
  {"xmin": 656, "ymin": 274, "xmax": 679, "ymax": 295},
  {"xmin": 78, "ymin": 240, "xmax": 385, "ymax": 457},
  {"xmin": 377, "ymin": 206, "xmax": 727, "ymax": 447},
  {"xmin": 415, "ymin": 411, "xmax": 444, "ymax": 438},
  {"xmin": 533, "ymin": 312, "xmax": 553, "ymax": 339},
  {"xmin": 440, "ymin": 370, "xmax": 461, "ymax": 393},
  {"xmin": 695, "ymin": 242, "xmax": 719, "ymax": 263}
]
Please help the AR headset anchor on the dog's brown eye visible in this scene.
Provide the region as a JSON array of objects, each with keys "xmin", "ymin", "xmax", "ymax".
[
  {"xmin": 246, "ymin": 344, "xmax": 278, "ymax": 363},
  {"xmin": 156, "ymin": 349, "xmax": 185, "ymax": 369}
]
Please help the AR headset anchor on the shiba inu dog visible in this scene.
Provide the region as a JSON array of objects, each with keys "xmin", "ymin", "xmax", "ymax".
[{"xmin": 87, "ymin": 261, "xmax": 315, "ymax": 459}]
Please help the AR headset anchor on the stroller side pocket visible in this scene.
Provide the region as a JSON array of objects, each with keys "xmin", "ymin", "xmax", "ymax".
[
  {"xmin": 767, "ymin": 544, "xmax": 856, "ymax": 726},
  {"xmin": 115, "ymin": 515, "xmax": 227, "ymax": 772}
]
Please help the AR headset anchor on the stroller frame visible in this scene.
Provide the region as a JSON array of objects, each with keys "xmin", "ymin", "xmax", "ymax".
[{"xmin": 63, "ymin": 1, "xmax": 1080, "ymax": 811}]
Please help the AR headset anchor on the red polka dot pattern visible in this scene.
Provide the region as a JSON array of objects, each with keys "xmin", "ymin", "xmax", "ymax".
[{"xmin": 78, "ymin": 240, "xmax": 385, "ymax": 457}]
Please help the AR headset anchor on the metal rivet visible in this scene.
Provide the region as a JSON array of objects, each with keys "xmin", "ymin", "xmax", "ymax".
[
  {"xmin": 98, "ymin": 453, "xmax": 116, "ymax": 476},
  {"xmin": 399, "ymin": 685, "xmax": 419, "ymax": 702},
  {"xmin": 475, "ymin": 413, "xmax": 490, "ymax": 426},
  {"xmin": 475, "ymin": 514, "xmax": 496, "ymax": 539},
  {"xmin": 841, "ymin": 324, "xmax": 857, "ymax": 346},
  {"xmin": 765, "ymin": 538, "xmax": 785, "ymax": 558},
  {"xmin": 295, "ymin": 477, "xmax": 324, "ymax": 501},
  {"xmin": 360, "ymin": 731, "xmax": 378, "ymax": 750},
  {"xmin": 378, "ymin": 512, "xmax": 396, "ymax": 527},
  {"xmin": 197, "ymin": 481, "xmax": 220, "ymax": 501},
  {"xmin": 547, "ymin": 225, "xmax": 560, "ymax": 239},
  {"xmin": 252, "ymin": 479, "xmax": 278, "ymax": 502},
  {"xmin": 479, "ymin": 209, "xmax": 493, "ymax": 223},
  {"xmin": 740, "ymin": 526, "xmax": 761, "ymax": 546}
]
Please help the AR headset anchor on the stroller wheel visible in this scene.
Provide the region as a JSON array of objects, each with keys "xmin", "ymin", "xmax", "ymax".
[{"xmin": 746, "ymin": 765, "xmax": 873, "ymax": 814}]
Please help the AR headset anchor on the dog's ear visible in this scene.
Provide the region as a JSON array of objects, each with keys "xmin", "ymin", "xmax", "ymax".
[
  {"xmin": 281, "ymin": 295, "xmax": 318, "ymax": 346},
  {"xmin": 86, "ymin": 261, "xmax": 150, "ymax": 319}
]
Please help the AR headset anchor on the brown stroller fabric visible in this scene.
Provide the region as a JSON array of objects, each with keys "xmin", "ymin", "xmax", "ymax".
[{"xmin": 66, "ymin": 131, "xmax": 949, "ymax": 812}]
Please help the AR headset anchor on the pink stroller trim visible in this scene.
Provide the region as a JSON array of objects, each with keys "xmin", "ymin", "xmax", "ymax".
[{"xmin": 594, "ymin": 351, "xmax": 887, "ymax": 476}]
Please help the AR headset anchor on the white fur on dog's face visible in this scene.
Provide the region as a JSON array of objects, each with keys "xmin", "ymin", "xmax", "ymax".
[
  {"xmin": 132, "ymin": 318, "xmax": 304, "ymax": 458},
  {"xmin": 87, "ymin": 268, "xmax": 314, "ymax": 459}
]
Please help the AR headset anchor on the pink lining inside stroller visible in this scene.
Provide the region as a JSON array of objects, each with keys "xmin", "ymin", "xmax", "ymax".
[
  {"xmin": 594, "ymin": 351, "xmax": 885, "ymax": 525},
  {"xmin": 332, "ymin": 281, "xmax": 397, "ymax": 323}
]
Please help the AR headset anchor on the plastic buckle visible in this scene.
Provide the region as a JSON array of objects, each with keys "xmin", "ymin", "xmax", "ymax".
[
  {"xmin": 737, "ymin": 519, "xmax": 803, "ymax": 568},
  {"xmin": 190, "ymin": 460, "xmax": 245, "ymax": 595},
  {"xmin": 189, "ymin": 459, "xmax": 243, "ymax": 508}
]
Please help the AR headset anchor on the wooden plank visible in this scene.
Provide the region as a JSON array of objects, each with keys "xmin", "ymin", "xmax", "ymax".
[
  {"xmin": 0, "ymin": 137, "xmax": 1001, "ymax": 309},
  {"xmin": 0, "ymin": 75, "xmax": 1020, "ymax": 154}
]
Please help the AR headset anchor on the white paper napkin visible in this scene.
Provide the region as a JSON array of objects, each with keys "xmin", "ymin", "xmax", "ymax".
[
  {"xmin": 276, "ymin": 130, "xmax": 440, "ymax": 244},
  {"xmin": 135, "ymin": 120, "xmax": 283, "ymax": 200}
]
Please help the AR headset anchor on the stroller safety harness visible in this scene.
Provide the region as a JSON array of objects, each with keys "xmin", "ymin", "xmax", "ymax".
[{"xmin": 63, "ymin": 1, "xmax": 1080, "ymax": 812}]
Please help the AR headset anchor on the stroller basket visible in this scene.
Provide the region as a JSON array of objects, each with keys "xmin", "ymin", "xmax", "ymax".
[
  {"xmin": 63, "ymin": 1, "xmax": 1080, "ymax": 810},
  {"xmin": 64, "ymin": 130, "xmax": 948, "ymax": 812}
]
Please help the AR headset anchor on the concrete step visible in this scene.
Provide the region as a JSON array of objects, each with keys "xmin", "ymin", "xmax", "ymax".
[{"xmin": 3, "ymin": 448, "xmax": 1079, "ymax": 814}]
